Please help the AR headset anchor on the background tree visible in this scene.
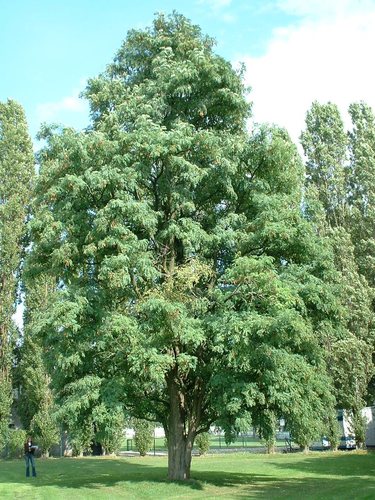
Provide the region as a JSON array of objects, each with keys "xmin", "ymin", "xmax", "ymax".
[
  {"xmin": 30, "ymin": 390, "xmax": 59, "ymax": 457},
  {"xmin": 0, "ymin": 100, "xmax": 34, "ymax": 450},
  {"xmin": 14, "ymin": 270, "xmax": 61, "ymax": 459},
  {"xmin": 348, "ymin": 102, "xmax": 375, "ymax": 400},
  {"xmin": 133, "ymin": 419, "xmax": 154, "ymax": 456},
  {"xmin": 16, "ymin": 332, "xmax": 52, "ymax": 430},
  {"xmin": 96, "ymin": 407, "xmax": 125, "ymax": 455},
  {"xmin": 300, "ymin": 101, "xmax": 375, "ymax": 440},
  {"xmin": 29, "ymin": 13, "xmax": 341, "ymax": 479},
  {"xmin": 348, "ymin": 102, "xmax": 375, "ymax": 287},
  {"xmin": 195, "ymin": 431, "xmax": 210, "ymax": 455},
  {"xmin": 301, "ymin": 101, "xmax": 348, "ymax": 228}
]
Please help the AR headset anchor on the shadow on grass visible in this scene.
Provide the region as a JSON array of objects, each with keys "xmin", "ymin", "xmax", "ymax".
[
  {"xmin": 244, "ymin": 451, "xmax": 375, "ymax": 499},
  {"xmin": 0, "ymin": 457, "xmax": 274, "ymax": 495},
  {"xmin": 268, "ymin": 451, "xmax": 375, "ymax": 478},
  {"xmin": 1, "ymin": 452, "xmax": 375, "ymax": 498}
]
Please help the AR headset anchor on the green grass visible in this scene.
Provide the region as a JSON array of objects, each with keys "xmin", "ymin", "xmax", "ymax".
[
  {"xmin": 1, "ymin": 451, "xmax": 375, "ymax": 499},
  {"xmin": 122, "ymin": 435, "xmax": 289, "ymax": 452}
]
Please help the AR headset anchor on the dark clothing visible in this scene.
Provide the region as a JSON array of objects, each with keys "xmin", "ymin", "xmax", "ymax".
[
  {"xmin": 24, "ymin": 441, "xmax": 36, "ymax": 454},
  {"xmin": 24, "ymin": 441, "xmax": 37, "ymax": 477}
]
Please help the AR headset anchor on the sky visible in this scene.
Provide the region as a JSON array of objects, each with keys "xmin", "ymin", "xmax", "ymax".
[
  {"xmin": 3, "ymin": 0, "xmax": 375, "ymax": 328},
  {"xmin": 0, "ymin": 0, "xmax": 375, "ymax": 148},
  {"xmin": 2, "ymin": 0, "xmax": 375, "ymax": 146}
]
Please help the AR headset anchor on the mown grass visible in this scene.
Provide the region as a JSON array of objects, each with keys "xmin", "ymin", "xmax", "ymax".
[
  {"xmin": 121, "ymin": 435, "xmax": 289, "ymax": 453},
  {"xmin": 1, "ymin": 450, "xmax": 375, "ymax": 499}
]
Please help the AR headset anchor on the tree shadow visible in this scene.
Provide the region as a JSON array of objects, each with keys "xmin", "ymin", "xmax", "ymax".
[
  {"xmin": 270, "ymin": 451, "xmax": 375, "ymax": 478},
  {"xmin": 1, "ymin": 453, "xmax": 375, "ymax": 498},
  {"xmin": 250, "ymin": 451, "xmax": 375, "ymax": 499},
  {"xmin": 0, "ymin": 457, "xmax": 273, "ymax": 494}
]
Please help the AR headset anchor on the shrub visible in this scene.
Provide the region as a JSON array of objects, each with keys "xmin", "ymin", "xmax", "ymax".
[
  {"xmin": 0, "ymin": 421, "xmax": 9, "ymax": 457},
  {"xmin": 6, "ymin": 429, "xmax": 27, "ymax": 458},
  {"xmin": 350, "ymin": 411, "xmax": 367, "ymax": 449},
  {"xmin": 30, "ymin": 403, "xmax": 59, "ymax": 457},
  {"xmin": 69, "ymin": 421, "xmax": 94, "ymax": 457},
  {"xmin": 94, "ymin": 406, "xmax": 125, "ymax": 455},
  {"xmin": 133, "ymin": 419, "xmax": 154, "ymax": 456},
  {"xmin": 195, "ymin": 432, "xmax": 210, "ymax": 455},
  {"xmin": 326, "ymin": 415, "xmax": 341, "ymax": 451}
]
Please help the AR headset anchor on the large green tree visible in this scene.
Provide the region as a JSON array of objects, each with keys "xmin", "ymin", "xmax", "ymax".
[
  {"xmin": 0, "ymin": 100, "xmax": 34, "ymax": 447},
  {"xmin": 29, "ymin": 13, "xmax": 338, "ymax": 478}
]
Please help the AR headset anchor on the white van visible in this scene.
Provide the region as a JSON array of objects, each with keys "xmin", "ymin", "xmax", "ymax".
[{"xmin": 362, "ymin": 406, "xmax": 375, "ymax": 448}]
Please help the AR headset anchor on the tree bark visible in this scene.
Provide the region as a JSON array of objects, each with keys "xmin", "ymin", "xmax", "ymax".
[{"xmin": 167, "ymin": 374, "xmax": 195, "ymax": 481}]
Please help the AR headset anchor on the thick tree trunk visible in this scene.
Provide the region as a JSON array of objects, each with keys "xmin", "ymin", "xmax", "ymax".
[
  {"xmin": 167, "ymin": 430, "xmax": 194, "ymax": 481},
  {"xmin": 167, "ymin": 374, "xmax": 195, "ymax": 481}
]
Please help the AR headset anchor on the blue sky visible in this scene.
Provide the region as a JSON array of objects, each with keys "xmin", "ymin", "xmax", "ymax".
[{"xmin": 2, "ymin": 0, "xmax": 375, "ymax": 145}]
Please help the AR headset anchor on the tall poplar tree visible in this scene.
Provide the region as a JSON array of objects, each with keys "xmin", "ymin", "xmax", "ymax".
[
  {"xmin": 16, "ymin": 275, "xmax": 57, "ymax": 431},
  {"xmin": 348, "ymin": 102, "xmax": 375, "ymax": 287},
  {"xmin": 0, "ymin": 100, "xmax": 34, "ymax": 446},
  {"xmin": 301, "ymin": 102, "xmax": 374, "ymax": 431},
  {"xmin": 29, "ymin": 13, "xmax": 338, "ymax": 478},
  {"xmin": 301, "ymin": 101, "xmax": 348, "ymax": 227},
  {"xmin": 348, "ymin": 102, "xmax": 375, "ymax": 403}
]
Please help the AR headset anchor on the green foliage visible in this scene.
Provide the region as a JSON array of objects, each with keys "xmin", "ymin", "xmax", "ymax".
[
  {"xmin": 94, "ymin": 405, "xmax": 125, "ymax": 455},
  {"xmin": 0, "ymin": 100, "xmax": 34, "ymax": 440},
  {"xmin": 301, "ymin": 101, "xmax": 348, "ymax": 227},
  {"xmin": 69, "ymin": 419, "xmax": 94, "ymax": 457},
  {"xmin": 0, "ymin": 424, "xmax": 9, "ymax": 457},
  {"xmin": 195, "ymin": 432, "xmax": 210, "ymax": 455},
  {"xmin": 301, "ymin": 101, "xmax": 375, "ymax": 431},
  {"xmin": 257, "ymin": 410, "xmax": 277, "ymax": 453},
  {"xmin": 30, "ymin": 396, "xmax": 59, "ymax": 457},
  {"xmin": 16, "ymin": 336, "xmax": 53, "ymax": 430},
  {"xmin": 325, "ymin": 414, "xmax": 341, "ymax": 451},
  {"xmin": 133, "ymin": 419, "xmax": 154, "ymax": 456},
  {"xmin": 0, "ymin": 378, "xmax": 12, "ymax": 454},
  {"xmin": 28, "ymin": 13, "xmax": 347, "ymax": 480},
  {"xmin": 6, "ymin": 428, "xmax": 26, "ymax": 458},
  {"xmin": 348, "ymin": 102, "xmax": 375, "ymax": 285},
  {"xmin": 329, "ymin": 336, "xmax": 373, "ymax": 410},
  {"xmin": 349, "ymin": 410, "xmax": 367, "ymax": 449}
]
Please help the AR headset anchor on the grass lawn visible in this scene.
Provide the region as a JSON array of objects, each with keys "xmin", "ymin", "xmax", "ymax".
[
  {"xmin": 1, "ymin": 450, "xmax": 375, "ymax": 499},
  {"xmin": 122, "ymin": 435, "xmax": 289, "ymax": 452}
]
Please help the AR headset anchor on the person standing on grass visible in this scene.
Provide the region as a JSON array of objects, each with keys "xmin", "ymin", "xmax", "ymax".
[{"xmin": 24, "ymin": 436, "xmax": 37, "ymax": 477}]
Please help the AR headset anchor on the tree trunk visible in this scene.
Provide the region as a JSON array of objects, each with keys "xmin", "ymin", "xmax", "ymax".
[
  {"xmin": 167, "ymin": 429, "xmax": 194, "ymax": 481},
  {"xmin": 267, "ymin": 443, "xmax": 276, "ymax": 454},
  {"xmin": 167, "ymin": 374, "xmax": 195, "ymax": 481}
]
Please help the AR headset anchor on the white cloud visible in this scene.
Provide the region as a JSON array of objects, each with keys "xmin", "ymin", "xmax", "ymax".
[
  {"xmin": 277, "ymin": 0, "xmax": 374, "ymax": 17},
  {"xmin": 36, "ymin": 85, "xmax": 88, "ymax": 123},
  {"xmin": 198, "ymin": 0, "xmax": 232, "ymax": 8},
  {"xmin": 239, "ymin": 2, "xmax": 375, "ymax": 145},
  {"xmin": 197, "ymin": 0, "xmax": 235, "ymax": 22}
]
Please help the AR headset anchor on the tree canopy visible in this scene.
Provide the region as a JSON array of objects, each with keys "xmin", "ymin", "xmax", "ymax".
[{"xmin": 24, "ymin": 13, "xmax": 355, "ymax": 479}]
